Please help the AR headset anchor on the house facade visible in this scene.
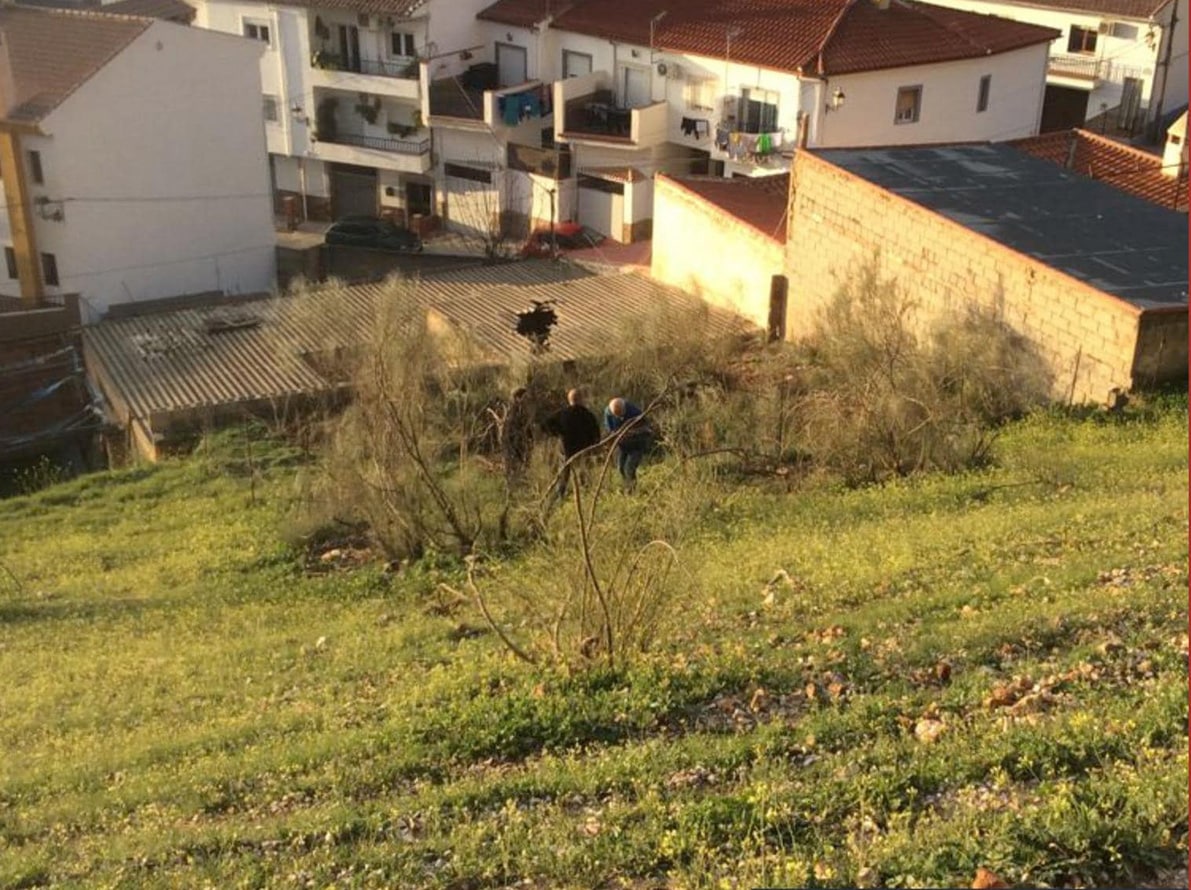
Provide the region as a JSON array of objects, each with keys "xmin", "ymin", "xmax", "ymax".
[
  {"xmin": 191, "ymin": 0, "xmax": 507, "ymax": 229},
  {"xmin": 440, "ymin": 0, "xmax": 1060, "ymax": 242},
  {"xmin": 923, "ymin": 0, "xmax": 1188, "ymax": 137},
  {"xmin": 0, "ymin": 8, "xmax": 275, "ymax": 322}
]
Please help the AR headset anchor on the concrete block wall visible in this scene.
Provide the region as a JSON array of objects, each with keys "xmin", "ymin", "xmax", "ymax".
[
  {"xmin": 784, "ymin": 152, "xmax": 1166, "ymax": 405},
  {"xmin": 652, "ymin": 176, "xmax": 784, "ymax": 329},
  {"xmin": 1133, "ymin": 309, "xmax": 1189, "ymax": 388}
]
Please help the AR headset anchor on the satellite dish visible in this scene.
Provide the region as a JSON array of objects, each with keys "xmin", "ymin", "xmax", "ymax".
[{"xmin": 656, "ymin": 61, "xmax": 668, "ymax": 76}]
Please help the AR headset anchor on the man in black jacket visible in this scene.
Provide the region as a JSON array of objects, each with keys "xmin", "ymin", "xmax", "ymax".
[{"xmin": 541, "ymin": 388, "xmax": 601, "ymax": 500}]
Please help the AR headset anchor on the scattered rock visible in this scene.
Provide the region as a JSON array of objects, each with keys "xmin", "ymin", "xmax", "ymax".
[
  {"xmin": 971, "ymin": 867, "xmax": 1009, "ymax": 888},
  {"xmin": 914, "ymin": 717, "xmax": 946, "ymax": 745},
  {"xmin": 666, "ymin": 766, "xmax": 719, "ymax": 790}
]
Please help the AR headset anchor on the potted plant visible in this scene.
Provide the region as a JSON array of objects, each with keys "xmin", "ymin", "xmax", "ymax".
[
  {"xmin": 355, "ymin": 94, "xmax": 381, "ymax": 125},
  {"xmin": 315, "ymin": 96, "xmax": 339, "ymax": 142}
]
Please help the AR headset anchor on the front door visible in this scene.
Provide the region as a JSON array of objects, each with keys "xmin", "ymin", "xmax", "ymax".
[
  {"xmin": 337, "ymin": 24, "xmax": 360, "ymax": 72},
  {"xmin": 406, "ymin": 181, "xmax": 433, "ymax": 218},
  {"xmin": 496, "ymin": 43, "xmax": 528, "ymax": 88}
]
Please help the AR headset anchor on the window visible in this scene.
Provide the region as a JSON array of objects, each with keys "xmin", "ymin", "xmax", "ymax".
[
  {"xmin": 4, "ymin": 247, "xmax": 16, "ymax": 279},
  {"xmin": 738, "ymin": 87, "xmax": 779, "ymax": 134},
  {"xmin": 562, "ymin": 50, "xmax": 593, "ymax": 79},
  {"xmin": 976, "ymin": 75, "xmax": 991, "ymax": 113},
  {"xmin": 28, "ymin": 150, "xmax": 43, "ymax": 185},
  {"xmin": 262, "ymin": 95, "xmax": 279, "ymax": 122},
  {"xmin": 1098, "ymin": 20, "xmax": 1138, "ymax": 40},
  {"xmin": 391, "ymin": 31, "xmax": 415, "ymax": 57},
  {"xmin": 684, "ymin": 78, "xmax": 716, "ymax": 111},
  {"xmin": 242, "ymin": 19, "xmax": 271, "ymax": 44},
  {"xmin": 1067, "ymin": 25, "xmax": 1097, "ymax": 54},
  {"xmin": 894, "ymin": 85, "xmax": 922, "ymax": 124},
  {"xmin": 444, "ymin": 162, "xmax": 492, "ymax": 184},
  {"xmin": 41, "ymin": 253, "xmax": 58, "ymax": 287}
]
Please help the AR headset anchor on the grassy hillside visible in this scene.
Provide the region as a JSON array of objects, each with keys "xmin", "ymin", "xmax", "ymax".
[{"xmin": 0, "ymin": 400, "xmax": 1186, "ymax": 889}]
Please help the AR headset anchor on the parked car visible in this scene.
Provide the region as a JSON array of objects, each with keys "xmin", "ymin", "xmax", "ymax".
[
  {"xmin": 324, "ymin": 216, "xmax": 423, "ymax": 252},
  {"xmin": 521, "ymin": 222, "xmax": 605, "ymax": 258}
]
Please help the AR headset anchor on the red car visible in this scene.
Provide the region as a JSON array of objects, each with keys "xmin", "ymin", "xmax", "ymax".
[{"xmin": 521, "ymin": 222, "xmax": 606, "ymax": 258}]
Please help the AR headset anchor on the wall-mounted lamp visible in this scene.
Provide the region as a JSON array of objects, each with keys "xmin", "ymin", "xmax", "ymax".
[
  {"xmin": 506, "ymin": 32, "xmax": 513, "ymax": 41},
  {"xmin": 630, "ymin": 48, "xmax": 639, "ymax": 58},
  {"xmin": 825, "ymin": 88, "xmax": 845, "ymax": 113}
]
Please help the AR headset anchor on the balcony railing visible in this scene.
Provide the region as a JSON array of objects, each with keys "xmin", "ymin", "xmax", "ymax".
[
  {"xmin": 326, "ymin": 132, "xmax": 431, "ymax": 155},
  {"xmin": 563, "ymin": 90, "xmax": 632, "ymax": 139},
  {"xmin": 310, "ymin": 51, "xmax": 418, "ymax": 80},
  {"xmin": 1048, "ymin": 52, "xmax": 1102, "ymax": 81}
]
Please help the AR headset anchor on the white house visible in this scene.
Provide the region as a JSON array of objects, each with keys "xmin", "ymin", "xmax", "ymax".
[
  {"xmin": 438, "ymin": 0, "xmax": 1060, "ymax": 242},
  {"xmin": 0, "ymin": 7, "xmax": 275, "ymax": 322},
  {"xmin": 922, "ymin": 0, "xmax": 1188, "ymax": 137},
  {"xmin": 190, "ymin": 0, "xmax": 505, "ymax": 229}
]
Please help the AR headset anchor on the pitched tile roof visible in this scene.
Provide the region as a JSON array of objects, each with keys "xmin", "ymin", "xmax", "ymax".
[
  {"xmin": 1010, "ymin": 128, "xmax": 1188, "ymax": 211},
  {"xmin": 102, "ymin": 0, "xmax": 195, "ymax": 23},
  {"xmin": 544, "ymin": 0, "xmax": 1058, "ymax": 76},
  {"xmin": 0, "ymin": 7, "xmax": 152, "ymax": 124},
  {"xmin": 948, "ymin": 0, "xmax": 1172, "ymax": 21},
  {"xmin": 663, "ymin": 173, "xmax": 789, "ymax": 242},
  {"xmin": 272, "ymin": 0, "xmax": 427, "ymax": 17}
]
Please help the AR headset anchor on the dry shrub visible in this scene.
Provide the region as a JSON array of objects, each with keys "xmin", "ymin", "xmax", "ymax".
[{"xmin": 794, "ymin": 259, "xmax": 1052, "ymax": 484}]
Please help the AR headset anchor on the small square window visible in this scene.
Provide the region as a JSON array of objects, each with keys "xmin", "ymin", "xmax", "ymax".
[
  {"xmin": 4, "ymin": 247, "xmax": 16, "ymax": 279},
  {"xmin": 41, "ymin": 252, "xmax": 58, "ymax": 287},
  {"xmin": 263, "ymin": 95, "xmax": 279, "ymax": 122},
  {"xmin": 894, "ymin": 86, "xmax": 922, "ymax": 125},
  {"xmin": 28, "ymin": 150, "xmax": 43, "ymax": 185},
  {"xmin": 243, "ymin": 20, "xmax": 270, "ymax": 44},
  {"xmin": 977, "ymin": 75, "xmax": 991, "ymax": 113}
]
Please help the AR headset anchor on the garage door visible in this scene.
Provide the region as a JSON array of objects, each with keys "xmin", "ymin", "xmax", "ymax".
[
  {"xmin": 330, "ymin": 164, "xmax": 377, "ymax": 218},
  {"xmin": 445, "ymin": 164, "xmax": 498, "ymax": 238},
  {"xmin": 576, "ymin": 175, "xmax": 623, "ymax": 241}
]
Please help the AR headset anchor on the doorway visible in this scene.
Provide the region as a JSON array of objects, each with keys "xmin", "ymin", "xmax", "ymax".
[
  {"xmin": 1040, "ymin": 85, "xmax": 1090, "ymax": 132},
  {"xmin": 496, "ymin": 43, "xmax": 528, "ymax": 88},
  {"xmin": 620, "ymin": 65, "xmax": 651, "ymax": 108},
  {"xmin": 337, "ymin": 24, "xmax": 361, "ymax": 72},
  {"xmin": 406, "ymin": 181, "xmax": 433, "ymax": 218},
  {"xmin": 330, "ymin": 163, "xmax": 377, "ymax": 218}
]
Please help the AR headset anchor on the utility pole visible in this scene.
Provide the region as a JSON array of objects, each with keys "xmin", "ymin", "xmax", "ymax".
[
  {"xmin": 1149, "ymin": 0, "xmax": 1178, "ymax": 143},
  {"xmin": 549, "ymin": 187, "xmax": 557, "ymax": 259}
]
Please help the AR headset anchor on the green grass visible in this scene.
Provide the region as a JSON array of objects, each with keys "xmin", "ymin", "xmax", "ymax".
[{"xmin": 0, "ymin": 405, "xmax": 1186, "ymax": 889}]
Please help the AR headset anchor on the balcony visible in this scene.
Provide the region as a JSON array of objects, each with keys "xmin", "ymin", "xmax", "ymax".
[
  {"xmin": 307, "ymin": 49, "xmax": 420, "ymax": 100},
  {"xmin": 314, "ymin": 131, "xmax": 432, "ymax": 174},
  {"xmin": 553, "ymin": 72, "xmax": 668, "ymax": 148},
  {"xmin": 312, "ymin": 88, "xmax": 430, "ymax": 173},
  {"xmin": 1048, "ymin": 52, "xmax": 1103, "ymax": 83}
]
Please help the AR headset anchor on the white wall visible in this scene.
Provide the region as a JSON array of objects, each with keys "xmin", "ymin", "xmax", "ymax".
[
  {"xmin": 29, "ymin": 21, "xmax": 274, "ymax": 321},
  {"xmin": 818, "ymin": 45, "xmax": 1049, "ymax": 147},
  {"xmin": 926, "ymin": 0, "xmax": 1173, "ymax": 121}
]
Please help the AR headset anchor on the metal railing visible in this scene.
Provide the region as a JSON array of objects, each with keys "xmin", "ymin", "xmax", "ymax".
[
  {"xmin": 310, "ymin": 51, "xmax": 418, "ymax": 80},
  {"xmin": 1048, "ymin": 52, "xmax": 1102, "ymax": 81},
  {"xmin": 330, "ymin": 132, "xmax": 430, "ymax": 155}
]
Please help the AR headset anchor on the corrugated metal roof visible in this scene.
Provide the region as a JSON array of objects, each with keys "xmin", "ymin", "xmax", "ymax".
[{"xmin": 83, "ymin": 264, "xmax": 752, "ymax": 438}]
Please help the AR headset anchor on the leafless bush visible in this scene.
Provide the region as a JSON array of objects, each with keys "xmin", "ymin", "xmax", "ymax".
[{"xmin": 793, "ymin": 258, "xmax": 1051, "ymax": 484}]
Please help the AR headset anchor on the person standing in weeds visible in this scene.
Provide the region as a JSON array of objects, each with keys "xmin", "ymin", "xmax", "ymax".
[
  {"xmin": 604, "ymin": 397, "xmax": 652, "ymax": 493},
  {"xmin": 541, "ymin": 388, "xmax": 601, "ymax": 501},
  {"xmin": 501, "ymin": 387, "xmax": 534, "ymax": 481}
]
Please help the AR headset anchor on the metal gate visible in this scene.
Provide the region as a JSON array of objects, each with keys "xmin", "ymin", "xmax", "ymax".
[{"xmin": 330, "ymin": 164, "xmax": 377, "ymax": 218}]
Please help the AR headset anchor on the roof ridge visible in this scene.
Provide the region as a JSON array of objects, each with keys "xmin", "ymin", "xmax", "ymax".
[
  {"xmin": 11, "ymin": 5, "xmax": 156, "ymax": 24},
  {"xmin": 811, "ymin": 0, "xmax": 861, "ymax": 76}
]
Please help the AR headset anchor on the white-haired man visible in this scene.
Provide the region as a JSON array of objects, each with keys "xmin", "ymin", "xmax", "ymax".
[{"xmin": 604, "ymin": 396, "xmax": 651, "ymax": 493}]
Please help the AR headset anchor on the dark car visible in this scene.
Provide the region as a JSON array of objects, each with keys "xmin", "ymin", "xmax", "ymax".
[
  {"xmin": 325, "ymin": 216, "xmax": 423, "ymax": 252},
  {"xmin": 521, "ymin": 222, "xmax": 605, "ymax": 258}
]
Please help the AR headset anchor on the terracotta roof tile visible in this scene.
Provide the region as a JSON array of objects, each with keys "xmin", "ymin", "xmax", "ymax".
[
  {"xmin": 951, "ymin": 0, "xmax": 1171, "ymax": 21},
  {"xmin": 0, "ymin": 7, "xmax": 152, "ymax": 124},
  {"xmin": 1010, "ymin": 128, "xmax": 1188, "ymax": 211},
  {"xmin": 548, "ymin": 0, "xmax": 1057, "ymax": 76},
  {"xmin": 103, "ymin": 0, "xmax": 195, "ymax": 23},
  {"xmin": 663, "ymin": 173, "xmax": 789, "ymax": 242},
  {"xmin": 273, "ymin": 0, "xmax": 428, "ymax": 18},
  {"xmin": 477, "ymin": 0, "xmax": 573, "ymax": 27}
]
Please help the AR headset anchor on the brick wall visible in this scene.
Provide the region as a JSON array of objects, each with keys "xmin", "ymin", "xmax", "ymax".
[
  {"xmin": 1133, "ymin": 309, "xmax": 1189, "ymax": 388},
  {"xmin": 784, "ymin": 152, "xmax": 1178, "ymax": 404},
  {"xmin": 652, "ymin": 177, "xmax": 784, "ymax": 329}
]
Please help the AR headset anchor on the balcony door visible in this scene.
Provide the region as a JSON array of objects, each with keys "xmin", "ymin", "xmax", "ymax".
[
  {"xmin": 337, "ymin": 24, "xmax": 361, "ymax": 72},
  {"xmin": 620, "ymin": 65, "xmax": 650, "ymax": 109},
  {"xmin": 496, "ymin": 43, "xmax": 528, "ymax": 88}
]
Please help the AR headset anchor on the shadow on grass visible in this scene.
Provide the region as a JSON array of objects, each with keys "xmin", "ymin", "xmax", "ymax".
[{"xmin": 0, "ymin": 595, "xmax": 154, "ymax": 627}]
